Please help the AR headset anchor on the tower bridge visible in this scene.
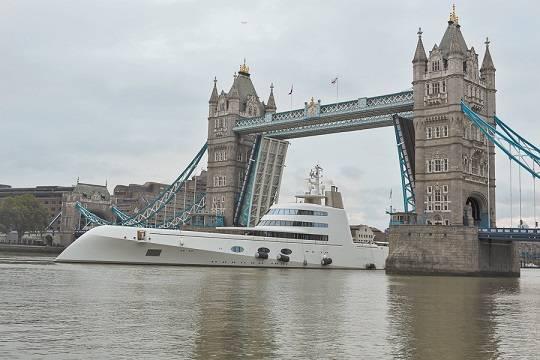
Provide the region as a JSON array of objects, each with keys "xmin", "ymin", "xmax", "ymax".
[{"xmin": 76, "ymin": 6, "xmax": 539, "ymax": 276}]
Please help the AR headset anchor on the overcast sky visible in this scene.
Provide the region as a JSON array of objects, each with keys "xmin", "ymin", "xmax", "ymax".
[{"xmin": 1, "ymin": 0, "xmax": 539, "ymax": 229}]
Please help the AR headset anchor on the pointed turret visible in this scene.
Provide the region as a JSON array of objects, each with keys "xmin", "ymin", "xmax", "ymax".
[
  {"xmin": 439, "ymin": 5, "xmax": 467, "ymax": 58},
  {"xmin": 413, "ymin": 28, "xmax": 428, "ymax": 82},
  {"xmin": 265, "ymin": 83, "xmax": 276, "ymax": 113},
  {"xmin": 208, "ymin": 77, "xmax": 218, "ymax": 116},
  {"xmin": 413, "ymin": 28, "xmax": 428, "ymax": 63},
  {"xmin": 209, "ymin": 77, "xmax": 218, "ymax": 104},
  {"xmin": 228, "ymin": 73, "xmax": 240, "ymax": 99},
  {"xmin": 481, "ymin": 38, "xmax": 496, "ymax": 92},
  {"xmin": 481, "ymin": 38, "xmax": 495, "ymax": 71}
]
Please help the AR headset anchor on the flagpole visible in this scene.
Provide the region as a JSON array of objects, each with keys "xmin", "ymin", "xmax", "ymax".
[
  {"xmin": 336, "ymin": 75, "xmax": 339, "ymax": 102},
  {"xmin": 289, "ymin": 84, "xmax": 293, "ymax": 110}
]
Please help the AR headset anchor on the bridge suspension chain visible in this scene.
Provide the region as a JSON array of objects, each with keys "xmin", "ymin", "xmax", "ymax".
[
  {"xmin": 462, "ymin": 101, "xmax": 539, "ymax": 228},
  {"xmin": 119, "ymin": 143, "xmax": 208, "ymax": 226},
  {"xmin": 461, "ymin": 102, "xmax": 539, "ymax": 179},
  {"xmin": 74, "ymin": 202, "xmax": 111, "ymax": 227},
  {"xmin": 74, "ymin": 143, "xmax": 209, "ymax": 228}
]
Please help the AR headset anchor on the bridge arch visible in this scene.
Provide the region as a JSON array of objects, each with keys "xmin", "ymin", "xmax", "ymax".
[{"xmin": 465, "ymin": 192, "xmax": 488, "ymax": 227}]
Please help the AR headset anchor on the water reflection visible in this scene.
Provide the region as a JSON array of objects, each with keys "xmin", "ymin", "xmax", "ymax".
[
  {"xmin": 0, "ymin": 253, "xmax": 537, "ymax": 360},
  {"xmin": 387, "ymin": 276, "xmax": 520, "ymax": 360},
  {"xmin": 190, "ymin": 269, "xmax": 279, "ymax": 359}
]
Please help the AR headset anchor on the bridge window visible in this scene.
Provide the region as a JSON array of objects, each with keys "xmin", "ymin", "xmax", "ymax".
[
  {"xmin": 442, "ymin": 80, "xmax": 446, "ymax": 93},
  {"xmin": 425, "ymin": 185, "xmax": 450, "ymax": 213},
  {"xmin": 433, "ymin": 82, "xmax": 440, "ymax": 94},
  {"xmin": 442, "ymin": 125, "xmax": 449, "ymax": 137},
  {"xmin": 427, "ymin": 158, "xmax": 449, "ymax": 173},
  {"xmin": 215, "ymin": 150, "xmax": 227, "ymax": 162},
  {"xmin": 426, "ymin": 127, "xmax": 432, "ymax": 139},
  {"xmin": 211, "ymin": 196, "xmax": 225, "ymax": 213},
  {"xmin": 213, "ymin": 176, "xmax": 227, "ymax": 187},
  {"xmin": 434, "ymin": 127, "xmax": 441, "ymax": 138},
  {"xmin": 431, "ymin": 60, "xmax": 440, "ymax": 72}
]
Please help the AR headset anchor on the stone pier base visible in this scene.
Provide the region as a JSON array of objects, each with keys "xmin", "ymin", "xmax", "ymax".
[{"xmin": 386, "ymin": 225, "xmax": 520, "ymax": 277}]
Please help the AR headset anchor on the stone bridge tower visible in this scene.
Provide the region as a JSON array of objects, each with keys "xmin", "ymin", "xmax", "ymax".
[
  {"xmin": 206, "ymin": 61, "xmax": 276, "ymax": 226},
  {"xmin": 412, "ymin": 7, "xmax": 496, "ymax": 228}
]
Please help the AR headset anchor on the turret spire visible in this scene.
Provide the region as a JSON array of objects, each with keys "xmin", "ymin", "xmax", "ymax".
[
  {"xmin": 413, "ymin": 27, "xmax": 428, "ymax": 63},
  {"xmin": 209, "ymin": 76, "xmax": 218, "ymax": 104},
  {"xmin": 481, "ymin": 37, "xmax": 496, "ymax": 71},
  {"xmin": 239, "ymin": 58, "xmax": 250, "ymax": 76},
  {"xmin": 266, "ymin": 83, "xmax": 276, "ymax": 112},
  {"xmin": 449, "ymin": 3, "xmax": 459, "ymax": 24}
]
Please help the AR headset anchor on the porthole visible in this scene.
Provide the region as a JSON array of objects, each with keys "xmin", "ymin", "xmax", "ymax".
[
  {"xmin": 257, "ymin": 247, "xmax": 270, "ymax": 253},
  {"xmin": 280, "ymin": 248, "xmax": 292, "ymax": 255},
  {"xmin": 231, "ymin": 246, "xmax": 244, "ymax": 253}
]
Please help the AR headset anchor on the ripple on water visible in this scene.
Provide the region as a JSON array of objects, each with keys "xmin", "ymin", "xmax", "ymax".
[{"xmin": 0, "ymin": 253, "xmax": 538, "ymax": 360}]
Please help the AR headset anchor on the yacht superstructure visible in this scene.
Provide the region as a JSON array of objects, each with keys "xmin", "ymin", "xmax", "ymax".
[{"xmin": 56, "ymin": 166, "xmax": 388, "ymax": 269}]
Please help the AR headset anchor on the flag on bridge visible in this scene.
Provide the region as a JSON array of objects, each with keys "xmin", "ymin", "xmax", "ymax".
[
  {"xmin": 331, "ymin": 77, "xmax": 338, "ymax": 84},
  {"xmin": 288, "ymin": 85, "xmax": 293, "ymax": 95}
]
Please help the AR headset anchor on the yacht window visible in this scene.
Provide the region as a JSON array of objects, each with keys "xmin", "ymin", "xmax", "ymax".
[
  {"xmin": 145, "ymin": 249, "xmax": 162, "ymax": 256},
  {"xmin": 258, "ymin": 220, "xmax": 328, "ymax": 228},
  {"xmin": 248, "ymin": 230, "xmax": 328, "ymax": 241},
  {"xmin": 231, "ymin": 246, "xmax": 244, "ymax": 253},
  {"xmin": 267, "ymin": 209, "xmax": 328, "ymax": 216},
  {"xmin": 257, "ymin": 247, "xmax": 270, "ymax": 253},
  {"xmin": 281, "ymin": 248, "xmax": 292, "ymax": 255}
]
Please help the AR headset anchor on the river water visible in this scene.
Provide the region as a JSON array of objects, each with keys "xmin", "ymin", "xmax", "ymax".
[{"xmin": 0, "ymin": 253, "xmax": 538, "ymax": 360}]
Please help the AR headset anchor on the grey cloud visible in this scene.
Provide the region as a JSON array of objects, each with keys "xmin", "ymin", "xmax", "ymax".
[{"xmin": 1, "ymin": 0, "xmax": 539, "ymax": 230}]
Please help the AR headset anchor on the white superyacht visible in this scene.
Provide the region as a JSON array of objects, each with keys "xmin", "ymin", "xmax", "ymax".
[{"xmin": 56, "ymin": 168, "xmax": 388, "ymax": 269}]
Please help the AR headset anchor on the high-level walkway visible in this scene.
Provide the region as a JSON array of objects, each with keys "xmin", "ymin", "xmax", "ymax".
[{"xmin": 233, "ymin": 91, "xmax": 413, "ymax": 138}]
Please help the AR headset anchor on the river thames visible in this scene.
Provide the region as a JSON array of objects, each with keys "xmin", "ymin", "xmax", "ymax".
[{"xmin": 0, "ymin": 252, "xmax": 538, "ymax": 359}]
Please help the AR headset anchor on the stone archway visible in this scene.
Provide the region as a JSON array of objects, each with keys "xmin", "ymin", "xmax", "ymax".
[{"xmin": 465, "ymin": 194, "xmax": 489, "ymax": 227}]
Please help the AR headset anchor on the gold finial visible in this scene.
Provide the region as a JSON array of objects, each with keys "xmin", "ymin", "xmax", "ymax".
[
  {"xmin": 449, "ymin": 3, "xmax": 459, "ymax": 24},
  {"xmin": 239, "ymin": 58, "xmax": 250, "ymax": 74}
]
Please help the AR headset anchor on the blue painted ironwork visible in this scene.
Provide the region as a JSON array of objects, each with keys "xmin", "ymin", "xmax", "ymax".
[
  {"xmin": 461, "ymin": 101, "xmax": 540, "ymax": 179},
  {"xmin": 267, "ymin": 112, "xmax": 413, "ymax": 139},
  {"xmin": 111, "ymin": 206, "xmax": 130, "ymax": 222},
  {"xmin": 74, "ymin": 202, "xmax": 111, "ymax": 226},
  {"xmin": 392, "ymin": 115, "xmax": 416, "ymax": 212},
  {"xmin": 158, "ymin": 194, "xmax": 206, "ymax": 229},
  {"xmin": 46, "ymin": 211, "xmax": 62, "ymax": 230},
  {"xmin": 478, "ymin": 227, "xmax": 540, "ymax": 242},
  {"xmin": 234, "ymin": 134, "xmax": 262, "ymax": 226},
  {"xmin": 120, "ymin": 143, "xmax": 208, "ymax": 226},
  {"xmin": 233, "ymin": 90, "xmax": 414, "ymax": 138}
]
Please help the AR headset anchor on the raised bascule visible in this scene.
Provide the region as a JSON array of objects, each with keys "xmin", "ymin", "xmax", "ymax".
[{"xmin": 77, "ymin": 6, "xmax": 539, "ymax": 276}]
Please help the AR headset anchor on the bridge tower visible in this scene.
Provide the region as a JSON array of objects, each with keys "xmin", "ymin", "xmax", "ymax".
[
  {"xmin": 412, "ymin": 7, "xmax": 496, "ymax": 228},
  {"xmin": 206, "ymin": 61, "xmax": 276, "ymax": 226},
  {"xmin": 387, "ymin": 6, "xmax": 519, "ymax": 277}
]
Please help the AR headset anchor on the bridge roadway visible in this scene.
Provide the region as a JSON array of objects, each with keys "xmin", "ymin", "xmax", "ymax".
[
  {"xmin": 478, "ymin": 228, "xmax": 540, "ymax": 242},
  {"xmin": 233, "ymin": 90, "xmax": 414, "ymax": 139}
]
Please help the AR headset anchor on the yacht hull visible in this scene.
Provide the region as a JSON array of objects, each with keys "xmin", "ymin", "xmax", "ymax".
[{"xmin": 56, "ymin": 226, "xmax": 388, "ymax": 270}]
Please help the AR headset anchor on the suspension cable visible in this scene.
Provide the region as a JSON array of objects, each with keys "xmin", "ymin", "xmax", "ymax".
[
  {"xmin": 509, "ymin": 144, "xmax": 513, "ymax": 228},
  {"xmin": 486, "ymin": 137, "xmax": 491, "ymax": 227},
  {"xmin": 519, "ymin": 150, "xmax": 523, "ymax": 228},
  {"xmin": 534, "ymin": 162, "xmax": 537, "ymax": 228}
]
